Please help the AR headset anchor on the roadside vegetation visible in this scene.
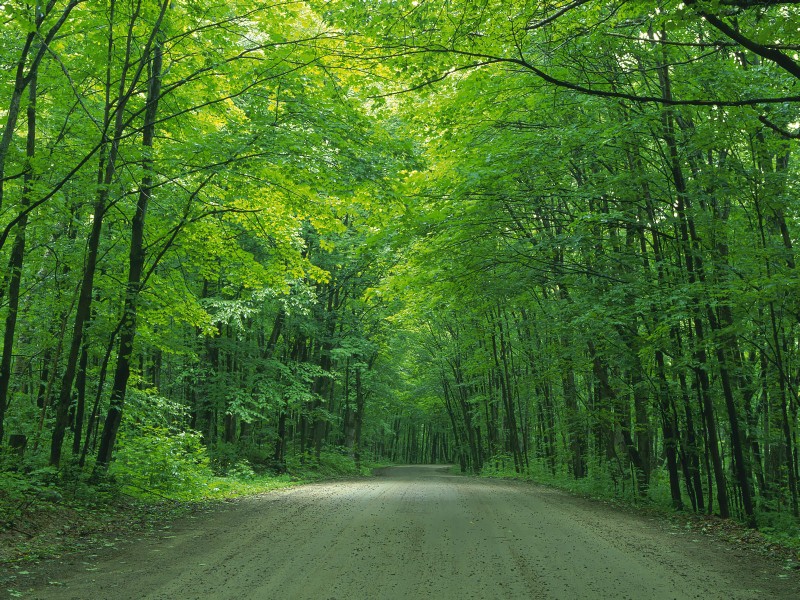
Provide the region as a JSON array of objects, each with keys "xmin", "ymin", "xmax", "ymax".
[
  {"xmin": 481, "ymin": 458, "xmax": 800, "ymax": 561},
  {"xmin": 1, "ymin": 441, "xmax": 379, "ymax": 569}
]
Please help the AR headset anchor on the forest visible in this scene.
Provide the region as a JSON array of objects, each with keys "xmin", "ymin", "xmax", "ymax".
[{"xmin": 1, "ymin": 0, "xmax": 800, "ymax": 539}]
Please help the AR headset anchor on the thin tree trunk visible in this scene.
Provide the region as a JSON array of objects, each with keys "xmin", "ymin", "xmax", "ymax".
[
  {"xmin": 657, "ymin": 49, "xmax": 730, "ymax": 517},
  {"xmin": 50, "ymin": 0, "xmax": 168, "ymax": 467},
  {"xmin": 79, "ymin": 324, "xmax": 119, "ymax": 467},
  {"xmin": 353, "ymin": 360, "xmax": 369, "ymax": 467},
  {"xmin": 656, "ymin": 350, "xmax": 683, "ymax": 510},
  {"xmin": 71, "ymin": 343, "xmax": 88, "ymax": 455},
  {"xmin": 0, "ymin": 65, "xmax": 37, "ymax": 444},
  {"xmin": 95, "ymin": 36, "xmax": 164, "ymax": 470}
]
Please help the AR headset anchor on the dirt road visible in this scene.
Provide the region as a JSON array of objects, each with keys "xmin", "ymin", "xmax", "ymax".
[{"xmin": 8, "ymin": 465, "xmax": 800, "ymax": 599}]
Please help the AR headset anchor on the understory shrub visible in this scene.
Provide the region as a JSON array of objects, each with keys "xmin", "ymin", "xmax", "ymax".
[{"xmin": 111, "ymin": 426, "xmax": 212, "ymax": 499}]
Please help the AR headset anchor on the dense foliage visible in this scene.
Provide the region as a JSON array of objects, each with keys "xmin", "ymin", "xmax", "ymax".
[
  {"xmin": 0, "ymin": 0, "xmax": 412, "ymax": 489},
  {"xmin": 2, "ymin": 0, "xmax": 800, "ymax": 534},
  {"xmin": 342, "ymin": 0, "xmax": 800, "ymax": 528}
]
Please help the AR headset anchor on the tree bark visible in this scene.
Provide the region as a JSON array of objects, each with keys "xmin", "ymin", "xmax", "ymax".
[
  {"xmin": 0, "ymin": 64, "xmax": 37, "ymax": 444},
  {"xmin": 656, "ymin": 48, "xmax": 730, "ymax": 517},
  {"xmin": 95, "ymin": 37, "xmax": 164, "ymax": 470}
]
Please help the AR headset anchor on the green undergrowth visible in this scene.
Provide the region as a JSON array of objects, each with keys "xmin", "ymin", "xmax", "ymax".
[
  {"xmin": 481, "ymin": 455, "xmax": 657, "ymax": 505},
  {"xmin": 0, "ymin": 445, "xmax": 378, "ymax": 569},
  {"xmin": 1, "ymin": 408, "xmax": 382, "ymax": 570},
  {"xmin": 480, "ymin": 456, "xmax": 800, "ymax": 557}
]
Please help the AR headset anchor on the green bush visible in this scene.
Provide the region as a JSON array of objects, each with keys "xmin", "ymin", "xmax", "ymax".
[
  {"xmin": 111, "ymin": 426, "xmax": 212, "ymax": 499},
  {"xmin": 0, "ymin": 461, "xmax": 65, "ymax": 535},
  {"xmin": 226, "ymin": 460, "xmax": 257, "ymax": 480},
  {"xmin": 481, "ymin": 453, "xmax": 524, "ymax": 478},
  {"xmin": 208, "ymin": 441, "xmax": 240, "ymax": 475},
  {"xmin": 757, "ymin": 506, "xmax": 800, "ymax": 548},
  {"xmin": 288, "ymin": 449, "xmax": 371, "ymax": 479},
  {"xmin": 209, "ymin": 442, "xmax": 276, "ymax": 477}
]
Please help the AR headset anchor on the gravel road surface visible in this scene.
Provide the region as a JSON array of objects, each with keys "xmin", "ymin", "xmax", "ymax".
[{"xmin": 9, "ymin": 465, "xmax": 800, "ymax": 599}]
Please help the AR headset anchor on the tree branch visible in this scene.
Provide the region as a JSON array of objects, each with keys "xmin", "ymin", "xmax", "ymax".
[
  {"xmin": 758, "ymin": 115, "xmax": 800, "ymax": 139},
  {"xmin": 690, "ymin": 5, "xmax": 800, "ymax": 80},
  {"xmin": 374, "ymin": 45, "xmax": 800, "ymax": 106},
  {"xmin": 526, "ymin": 0, "xmax": 592, "ymax": 31}
]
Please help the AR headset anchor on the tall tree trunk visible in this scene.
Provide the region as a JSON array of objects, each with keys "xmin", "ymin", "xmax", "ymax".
[
  {"xmin": 79, "ymin": 324, "xmax": 119, "ymax": 467},
  {"xmin": 71, "ymin": 343, "xmax": 89, "ymax": 455},
  {"xmin": 95, "ymin": 37, "xmax": 164, "ymax": 470},
  {"xmin": 657, "ymin": 49, "xmax": 730, "ymax": 517},
  {"xmin": 656, "ymin": 350, "xmax": 683, "ymax": 510},
  {"xmin": 353, "ymin": 362, "xmax": 368, "ymax": 467},
  {"xmin": 49, "ymin": 0, "xmax": 168, "ymax": 467},
  {"xmin": 442, "ymin": 376, "xmax": 467, "ymax": 472},
  {"xmin": 51, "ymin": 0, "xmax": 122, "ymax": 466},
  {"xmin": 492, "ymin": 312, "xmax": 522, "ymax": 473},
  {"xmin": 0, "ymin": 63, "xmax": 37, "ymax": 444},
  {"xmin": 589, "ymin": 343, "xmax": 648, "ymax": 497},
  {"xmin": 751, "ymin": 138, "xmax": 799, "ymax": 516},
  {"xmin": 49, "ymin": 189, "xmax": 107, "ymax": 466}
]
